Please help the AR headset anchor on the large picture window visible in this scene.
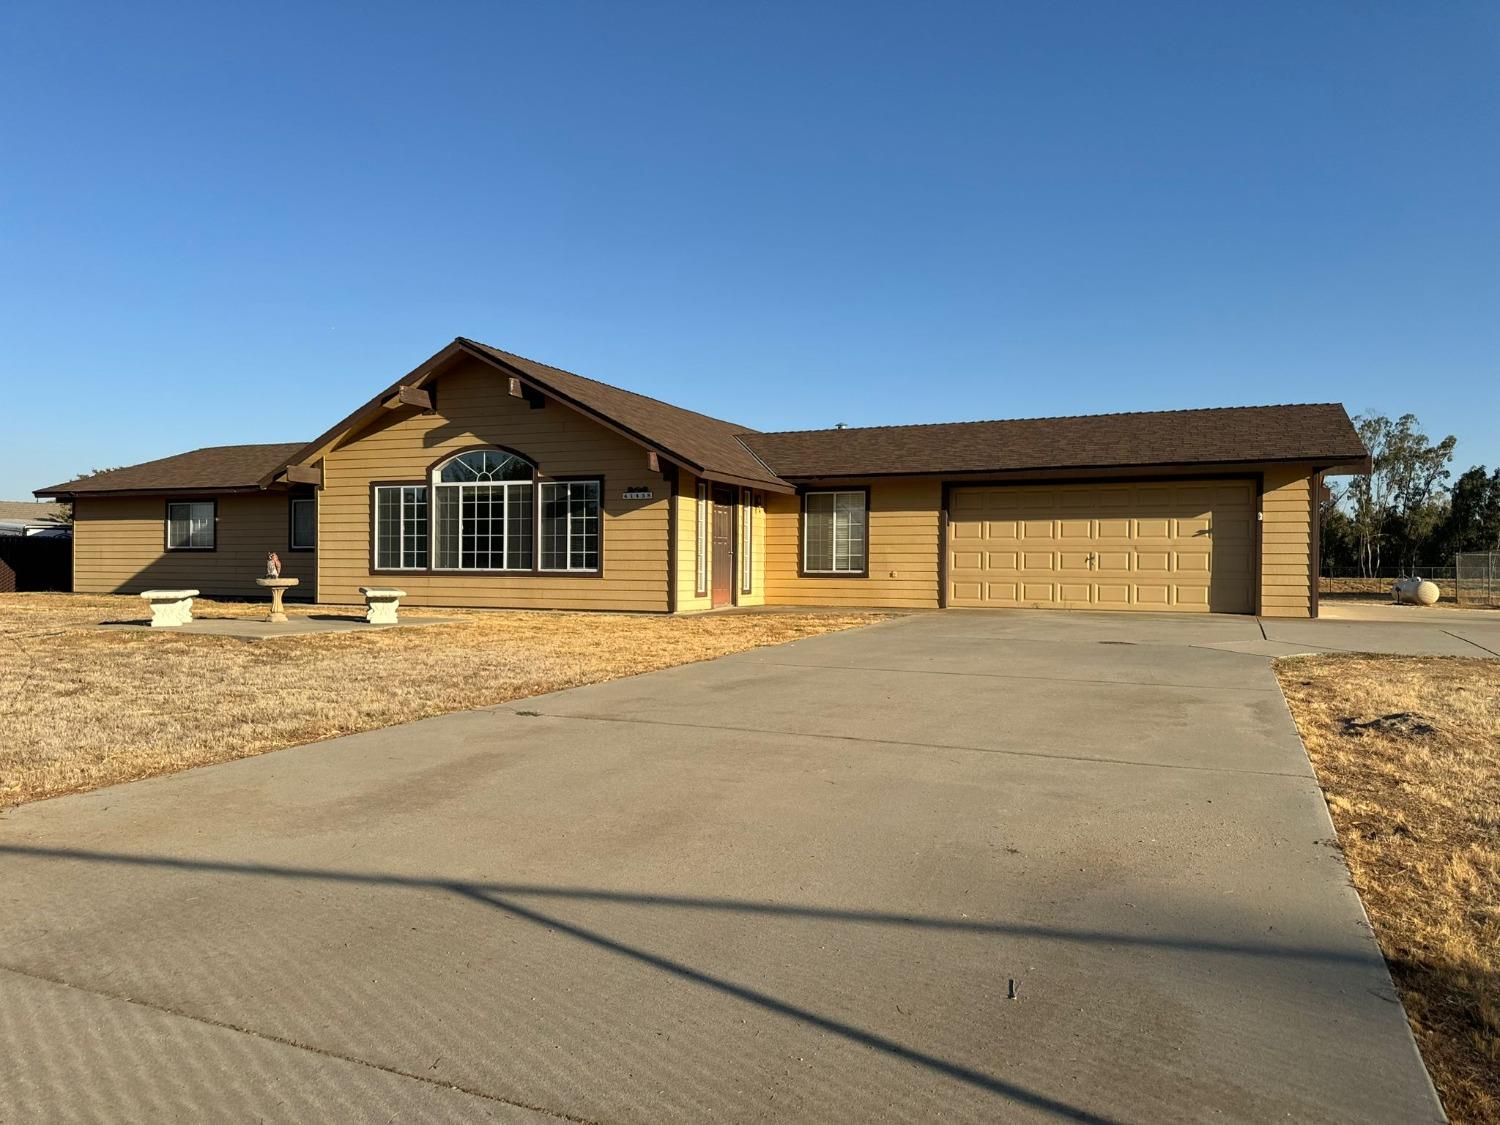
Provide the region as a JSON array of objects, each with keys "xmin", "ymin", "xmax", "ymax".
[
  {"xmin": 802, "ymin": 490, "xmax": 867, "ymax": 575},
  {"xmin": 433, "ymin": 451, "xmax": 534, "ymax": 571},
  {"xmin": 540, "ymin": 481, "xmax": 601, "ymax": 571},
  {"xmin": 374, "ymin": 485, "xmax": 428, "ymax": 569},
  {"xmin": 166, "ymin": 501, "xmax": 215, "ymax": 550},
  {"xmin": 376, "ymin": 449, "xmax": 603, "ymax": 575}
]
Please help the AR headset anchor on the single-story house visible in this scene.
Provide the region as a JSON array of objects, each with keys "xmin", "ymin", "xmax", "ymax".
[{"xmin": 35, "ymin": 337, "xmax": 1369, "ymax": 618}]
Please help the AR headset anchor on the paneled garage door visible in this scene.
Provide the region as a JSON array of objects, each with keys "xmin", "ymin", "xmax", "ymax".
[{"xmin": 947, "ymin": 480, "xmax": 1256, "ymax": 613}]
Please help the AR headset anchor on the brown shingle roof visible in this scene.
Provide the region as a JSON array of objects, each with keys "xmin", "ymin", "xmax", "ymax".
[
  {"xmin": 742, "ymin": 403, "xmax": 1367, "ymax": 479},
  {"xmin": 35, "ymin": 443, "xmax": 307, "ymax": 497},
  {"xmin": 459, "ymin": 339, "xmax": 787, "ymax": 490},
  {"xmin": 32, "ymin": 337, "xmax": 1368, "ymax": 501}
]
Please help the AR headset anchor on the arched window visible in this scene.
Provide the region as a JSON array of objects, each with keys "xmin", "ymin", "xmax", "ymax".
[
  {"xmin": 433, "ymin": 449, "xmax": 535, "ymax": 570},
  {"xmin": 437, "ymin": 450, "xmax": 532, "ymax": 484}
]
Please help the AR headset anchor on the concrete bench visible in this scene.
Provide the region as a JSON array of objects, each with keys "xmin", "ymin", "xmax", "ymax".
[
  {"xmin": 140, "ymin": 588, "xmax": 199, "ymax": 628},
  {"xmin": 359, "ymin": 586, "xmax": 407, "ymax": 625}
]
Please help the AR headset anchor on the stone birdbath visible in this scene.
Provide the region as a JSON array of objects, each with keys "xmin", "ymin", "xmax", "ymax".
[
  {"xmin": 255, "ymin": 577, "xmax": 300, "ymax": 623},
  {"xmin": 255, "ymin": 552, "xmax": 298, "ymax": 623}
]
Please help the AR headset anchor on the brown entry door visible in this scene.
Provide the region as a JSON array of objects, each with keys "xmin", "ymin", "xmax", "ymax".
[{"xmin": 711, "ymin": 486, "xmax": 735, "ymax": 607}]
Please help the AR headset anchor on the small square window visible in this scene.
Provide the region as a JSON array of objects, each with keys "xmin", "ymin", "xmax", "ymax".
[{"xmin": 166, "ymin": 501, "xmax": 215, "ymax": 550}]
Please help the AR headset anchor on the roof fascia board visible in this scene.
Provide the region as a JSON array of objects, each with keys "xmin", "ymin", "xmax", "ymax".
[
  {"xmin": 33, "ymin": 485, "xmax": 268, "ymax": 500},
  {"xmin": 772, "ymin": 453, "xmax": 1363, "ymax": 483},
  {"xmin": 696, "ymin": 469, "xmax": 796, "ymax": 494}
]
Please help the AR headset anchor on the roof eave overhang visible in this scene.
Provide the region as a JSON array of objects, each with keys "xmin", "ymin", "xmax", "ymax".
[
  {"xmin": 1322, "ymin": 455, "xmax": 1373, "ymax": 476},
  {"xmin": 33, "ymin": 484, "xmax": 268, "ymax": 500},
  {"xmin": 694, "ymin": 469, "xmax": 795, "ymax": 493},
  {"xmin": 771, "ymin": 452, "xmax": 1372, "ymax": 482}
]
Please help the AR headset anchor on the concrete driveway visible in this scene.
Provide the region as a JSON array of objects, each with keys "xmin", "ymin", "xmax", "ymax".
[{"xmin": 0, "ymin": 610, "xmax": 1460, "ymax": 1123}]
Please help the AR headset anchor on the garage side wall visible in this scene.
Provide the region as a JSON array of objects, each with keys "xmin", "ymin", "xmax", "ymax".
[
  {"xmin": 73, "ymin": 492, "xmax": 315, "ymax": 597},
  {"xmin": 763, "ymin": 477, "xmax": 941, "ymax": 608},
  {"xmin": 1259, "ymin": 466, "xmax": 1316, "ymax": 618}
]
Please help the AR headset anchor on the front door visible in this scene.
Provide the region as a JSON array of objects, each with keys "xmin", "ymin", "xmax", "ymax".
[{"xmin": 711, "ymin": 486, "xmax": 735, "ymax": 607}]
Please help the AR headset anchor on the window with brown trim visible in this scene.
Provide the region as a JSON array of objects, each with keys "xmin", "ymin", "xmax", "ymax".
[
  {"xmin": 802, "ymin": 490, "xmax": 867, "ymax": 575},
  {"xmin": 374, "ymin": 485, "xmax": 428, "ymax": 569},
  {"xmin": 539, "ymin": 481, "xmax": 601, "ymax": 571},
  {"xmin": 432, "ymin": 450, "xmax": 534, "ymax": 571},
  {"xmin": 370, "ymin": 447, "xmax": 604, "ymax": 577},
  {"xmin": 289, "ymin": 497, "xmax": 316, "ymax": 551},
  {"xmin": 166, "ymin": 501, "xmax": 215, "ymax": 550}
]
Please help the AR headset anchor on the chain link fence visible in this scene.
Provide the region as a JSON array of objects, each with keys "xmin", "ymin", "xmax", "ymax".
[
  {"xmin": 1318, "ymin": 566, "xmax": 1457, "ymax": 601},
  {"xmin": 1455, "ymin": 552, "xmax": 1500, "ymax": 607}
]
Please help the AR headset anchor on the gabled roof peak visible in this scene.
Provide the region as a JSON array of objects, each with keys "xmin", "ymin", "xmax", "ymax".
[{"xmin": 456, "ymin": 338, "xmax": 789, "ymax": 490}]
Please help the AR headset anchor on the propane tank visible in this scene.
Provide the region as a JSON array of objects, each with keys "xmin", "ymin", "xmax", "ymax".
[{"xmin": 1392, "ymin": 578, "xmax": 1440, "ymax": 605}]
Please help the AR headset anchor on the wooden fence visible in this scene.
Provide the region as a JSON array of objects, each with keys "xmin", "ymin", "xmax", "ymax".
[{"xmin": 0, "ymin": 535, "xmax": 72, "ymax": 593}]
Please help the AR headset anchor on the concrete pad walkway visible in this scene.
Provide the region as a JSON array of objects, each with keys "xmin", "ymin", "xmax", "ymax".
[{"xmin": 0, "ymin": 611, "xmax": 1448, "ymax": 1122}]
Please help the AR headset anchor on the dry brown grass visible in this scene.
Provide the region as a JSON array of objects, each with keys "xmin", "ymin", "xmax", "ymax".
[
  {"xmin": 0, "ymin": 593, "xmax": 885, "ymax": 808},
  {"xmin": 1320, "ymin": 577, "xmax": 1458, "ymax": 598},
  {"xmin": 1276, "ymin": 654, "xmax": 1500, "ymax": 1123},
  {"xmin": 1319, "ymin": 577, "xmax": 1497, "ymax": 611}
]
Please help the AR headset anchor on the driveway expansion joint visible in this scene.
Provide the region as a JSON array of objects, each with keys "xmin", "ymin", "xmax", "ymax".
[
  {"xmin": 755, "ymin": 660, "xmax": 1284, "ymax": 693},
  {"xmin": 496, "ymin": 709, "xmax": 1317, "ymax": 780}
]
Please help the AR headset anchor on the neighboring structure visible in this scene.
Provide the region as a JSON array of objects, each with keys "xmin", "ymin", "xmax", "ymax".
[
  {"xmin": 35, "ymin": 337, "xmax": 1370, "ymax": 617},
  {"xmin": 0, "ymin": 501, "xmax": 72, "ymax": 592},
  {"xmin": 0, "ymin": 500, "xmax": 70, "ymax": 538}
]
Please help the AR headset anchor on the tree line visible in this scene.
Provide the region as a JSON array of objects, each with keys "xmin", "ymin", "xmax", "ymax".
[{"xmin": 1321, "ymin": 413, "xmax": 1500, "ymax": 574}]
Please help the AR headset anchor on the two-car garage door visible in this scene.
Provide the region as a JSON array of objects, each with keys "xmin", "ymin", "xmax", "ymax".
[{"xmin": 947, "ymin": 480, "xmax": 1256, "ymax": 613}]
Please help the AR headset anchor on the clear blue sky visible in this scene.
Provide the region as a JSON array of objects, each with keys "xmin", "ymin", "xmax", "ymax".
[{"xmin": 3, "ymin": 1, "xmax": 1497, "ymax": 498}]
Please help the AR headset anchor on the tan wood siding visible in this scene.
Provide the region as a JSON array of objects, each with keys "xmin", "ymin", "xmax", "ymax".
[
  {"xmin": 763, "ymin": 477, "xmax": 941, "ymax": 609},
  {"xmin": 1259, "ymin": 466, "xmax": 1315, "ymax": 618},
  {"xmin": 73, "ymin": 492, "xmax": 316, "ymax": 597},
  {"xmin": 317, "ymin": 357, "xmax": 670, "ymax": 611}
]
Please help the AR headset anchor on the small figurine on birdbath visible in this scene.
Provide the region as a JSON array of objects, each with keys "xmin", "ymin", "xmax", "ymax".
[{"xmin": 255, "ymin": 551, "xmax": 298, "ymax": 623}]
